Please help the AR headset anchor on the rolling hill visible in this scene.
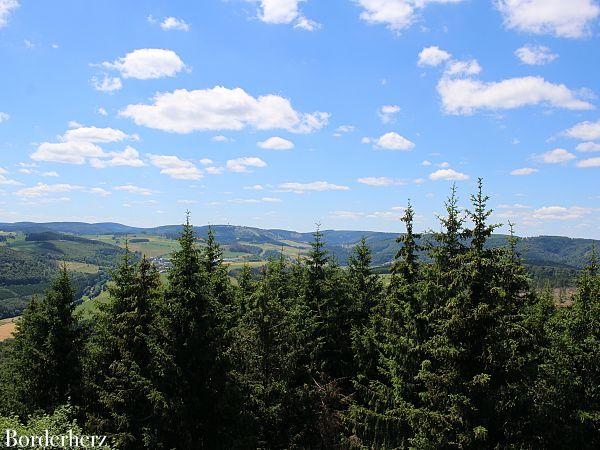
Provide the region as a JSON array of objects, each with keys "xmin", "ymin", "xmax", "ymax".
[{"xmin": 0, "ymin": 222, "xmax": 597, "ymax": 318}]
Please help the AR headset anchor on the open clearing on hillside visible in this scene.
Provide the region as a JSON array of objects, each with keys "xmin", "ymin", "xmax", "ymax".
[{"xmin": 0, "ymin": 317, "xmax": 17, "ymax": 341}]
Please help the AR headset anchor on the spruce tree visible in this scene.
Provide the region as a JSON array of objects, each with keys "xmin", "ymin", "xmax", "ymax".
[
  {"xmin": 414, "ymin": 180, "xmax": 539, "ymax": 448},
  {"xmin": 85, "ymin": 252, "xmax": 164, "ymax": 449},
  {"xmin": 2, "ymin": 267, "xmax": 81, "ymax": 417},
  {"xmin": 159, "ymin": 215, "xmax": 231, "ymax": 448}
]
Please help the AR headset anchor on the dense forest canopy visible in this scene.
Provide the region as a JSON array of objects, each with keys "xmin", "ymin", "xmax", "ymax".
[{"xmin": 0, "ymin": 182, "xmax": 599, "ymax": 449}]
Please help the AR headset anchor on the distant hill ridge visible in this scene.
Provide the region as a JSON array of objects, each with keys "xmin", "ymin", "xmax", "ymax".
[{"xmin": 0, "ymin": 222, "xmax": 598, "ymax": 271}]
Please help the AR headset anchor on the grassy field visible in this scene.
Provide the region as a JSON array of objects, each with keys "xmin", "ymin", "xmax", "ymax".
[
  {"xmin": 0, "ymin": 317, "xmax": 18, "ymax": 341},
  {"xmin": 86, "ymin": 234, "xmax": 180, "ymax": 258},
  {"xmin": 61, "ymin": 261, "xmax": 100, "ymax": 274}
]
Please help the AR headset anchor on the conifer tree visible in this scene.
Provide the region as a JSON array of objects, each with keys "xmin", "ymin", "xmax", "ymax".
[
  {"xmin": 2, "ymin": 267, "xmax": 81, "ymax": 417},
  {"xmin": 535, "ymin": 248, "xmax": 600, "ymax": 448},
  {"xmin": 414, "ymin": 180, "xmax": 539, "ymax": 448},
  {"xmin": 85, "ymin": 251, "xmax": 164, "ymax": 449},
  {"xmin": 347, "ymin": 201, "xmax": 424, "ymax": 448},
  {"xmin": 158, "ymin": 215, "xmax": 231, "ymax": 448}
]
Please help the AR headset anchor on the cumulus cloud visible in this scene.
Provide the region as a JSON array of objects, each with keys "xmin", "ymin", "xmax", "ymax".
[
  {"xmin": 258, "ymin": 136, "xmax": 295, "ymax": 150},
  {"xmin": 372, "ymin": 132, "xmax": 415, "ymax": 150},
  {"xmin": 91, "ymin": 75, "xmax": 122, "ymax": 92},
  {"xmin": 378, "ymin": 105, "xmax": 401, "ymax": 123},
  {"xmin": 226, "ymin": 157, "xmax": 267, "ymax": 173},
  {"xmin": 0, "ymin": 112, "xmax": 9, "ymax": 122},
  {"xmin": 564, "ymin": 120, "xmax": 600, "ymax": 141},
  {"xmin": 114, "ymin": 184, "xmax": 156, "ymax": 196},
  {"xmin": 444, "ymin": 59, "xmax": 482, "ymax": 77},
  {"xmin": 16, "ymin": 183, "xmax": 82, "ymax": 198},
  {"xmin": 495, "ymin": 0, "xmax": 600, "ymax": 38},
  {"xmin": 101, "ymin": 48, "xmax": 186, "ymax": 80},
  {"xmin": 0, "ymin": 0, "xmax": 18, "ymax": 28},
  {"xmin": 539, "ymin": 148, "xmax": 576, "ymax": 163},
  {"xmin": 515, "ymin": 44, "xmax": 558, "ymax": 65},
  {"xmin": 120, "ymin": 86, "xmax": 329, "ymax": 134},
  {"xmin": 32, "ymin": 141, "xmax": 105, "ymax": 164},
  {"xmin": 31, "ymin": 126, "xmax": 139, "ymax": 166},
  {"xmin": 576, "ymin": 157, "xmax": 600, "ymax": 168},
  {"xmin": 437, "ymin": 76, "xmax": 593, "ymax": 115},
  {"xmin": 576, "ymin": 142, "xmax": 600, "ymax": 152},
  {"xmin": 147, "ymin": 154, "xmax": 203, "ymax": 180},
  {"xmin": 510, "ymin": 167, "xmax": 538, "ymax": 175},
  {"xmin": 429, "ymin": 168, "xmax": 470, "ymax": 181},
  {"xmin": 257, "ymin": 0, "xmax": 320, "ymax": 30},
  {"xmin": 160, "ymin": 17, "xmax": 190, "ymax": 31},
  {"xmin": 278, "ymin": 181, "xmax": 349, "ymax": 193},
  {"xmin": 356, "ymin": 0, "xmax": 466, "ymax": 32},
  {"xmin": 357, "ymin": 176, "xmax": 405, "ymax": 186},
  {"xmin": 418, "ymin": 45, "xmax": 452, "ymax": 67},
  {"xmin": 90, "ymin": 146, "xmax": 145, "ymax": 169},
  {"xmin": 532, "ymin": 205, "xmax": 593, "ymax": 220},
  {"xmin": 62, "ymin": 126, "xmax": 136, "ymax": 143}
]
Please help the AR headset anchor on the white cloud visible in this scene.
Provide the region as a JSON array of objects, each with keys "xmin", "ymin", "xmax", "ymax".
[
  {"xmin": 421, "ymin": 160, "xmax": 432, "ymax": 166},
  {"xmin": 258, "ymin": 136, "xmax": 295, "ymax": 150},
  {"xmin": 120, "ymin": 86, "xmax": 329, "ymax": 134},
  {"xmin": 418, "ymin": 45, "xmax": 451, "ymax": 67},
  {"xmin": 0, "ymin": 174, "xmax": 19, "ymax": 185},
  {"xmin": 515, "ymin": 44, "xmax": 558, "ymax": 65},
  {"xmin": 62, "ymin": 126, "xmax": 135, "ymax": 143},
  {"xmin": 532, "ymin": 205, "xmax": 592, "ymax": 220},
  {"xmin": 160, "ymin": 17, "xmax": 190, "ymax": 31},
  {"xmin": 114, "ymin": 184, "xmax": 156, "ymax": 196},
  {"xmin": 444, "ymin": 59, "xmax": 482, "ymax": 77},
  {"xmin": 262, "ymin": 197, "xmax": 282, "ymax": 203},
  {"xmin": 244, "ymin": 184, "xmax": 264, "ymax": 190},
  {"xmin": 0, "ymin": 0, "xmax": 18, "ymax": 28},
  {"xmin": 32, "ymin": 141, "xmax": 105, "ymax": 164},
  {"xmin": 42, "ymin": 171, "xmax": 59, "ymax": 177},
  {"xmin": 257, "ymin": 0, "xmax": 320, "ymax": 30},
  {"xmin": 334, "ymin": 124, "xmax": 355, "ymax": 135},
  {"xmin": 564, "ymin": 120, "xmax": 600, "ymax": 141},
  {"xmin": 356, "ymin": 0, "xmax": 465, "ymax": 32},
  {"xmin": 31, "ymin": 126, "xmax": 138, "ymax": 165},
  {"xmin": 278, "ymin": 181, "xmax": 349, "ymax": 193},
  {"xmin": 576, "ymin": 157, "xmax": 600, "ymax": 168},
  {"xmin": 510, "ymin": 167, "xmax": 538, "ymax": 175},
  {"xmin": 147, "ymin": 154, "xmax": 203, "ymax": 180},
  {"xmin": 378, "ymin": 105, "xmax": 401, "ymax": 123},
  {"xmin": 199, "ymin": 158, "xmax": 214, "ymax": 165},
  {"xmin": 226, "ymin": 157, "xmax": 267, "ymax": 173},
  {"xmin": 438, "ymin": 76, "xmax": 593, "ymax": 115},
  {"xmin": 211, "ymin": 135, "xmax": 233, "ymax": 142},
  {"xmin": 495, "ymin": 0, "xmax": 600, "ymax": 38},
  {"xmin": 539, "ymin": 148, "xmax": 575, "ymax": 163},
  {"xmin": 373, "ymin": 131, "xmax": 415, "ymax": 150},
  {"xmin": 101, "ymin": 48, "xmax": 186, "ymax": 80},
  {"xmin": 91, "ymin": 75, "xmax": 122, "ymax": 92},
  {"xmin": 429, "ymin": 168, "xmax": 470, "ymax": 181},
  {"xmin": 97, "ymin": 107, "xmax": 108, "ymax": 116},
  {"xmin": 89, "ymin": 187, "xmax": 111, "ymax": 197},
  {"xmin": 357, "ymin": 176, "xmax": 405, "ymax": 186},
  {"xmin": 17, "ymin": 183, "xmax": 81, "ymax": 198},
  {"xmin": 576, "ymin": 142, "xmax": 600, "ymax": 152},
  {"xmin": 0, "ymin": 112, "xmax": 9, "ymax": 122},
  {"xmin": 205, "ymin": 166, "xmax": 224, "ymax": 175},
  {"xmin": 90, "ymin": 146, "xmax": 145, "ymax": 168},
  {"xmin": 330, "ymin": 210, "xmax": 365, "ymax": 220}
]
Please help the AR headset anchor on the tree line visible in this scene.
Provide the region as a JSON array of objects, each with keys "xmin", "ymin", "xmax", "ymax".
[{"xmin": 0, "ymin": 180, "xmax": 598, "ymax": 449}]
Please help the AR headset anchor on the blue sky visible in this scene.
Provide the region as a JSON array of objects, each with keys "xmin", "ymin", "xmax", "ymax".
[{"xmin": 0, "ymin": 0, "xmax": 599, "ymax": 237}]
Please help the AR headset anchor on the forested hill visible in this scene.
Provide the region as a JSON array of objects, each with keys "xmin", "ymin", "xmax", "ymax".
[{"xmin": 0, "ymin": 221, "xmax": 597, "ymax": 270}]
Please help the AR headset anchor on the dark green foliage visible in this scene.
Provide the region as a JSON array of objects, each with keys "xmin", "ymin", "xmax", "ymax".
[
  {"xmin": 0, "ymin": 189, "xmax": 599, "ymax": 449},
  {"xmin": 84, "ymin": 251, "xmax": 164, "ymax": 449},
  {"xmin": 0, "ymin": 267, "xmax": 81, "ymax": 417}
]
